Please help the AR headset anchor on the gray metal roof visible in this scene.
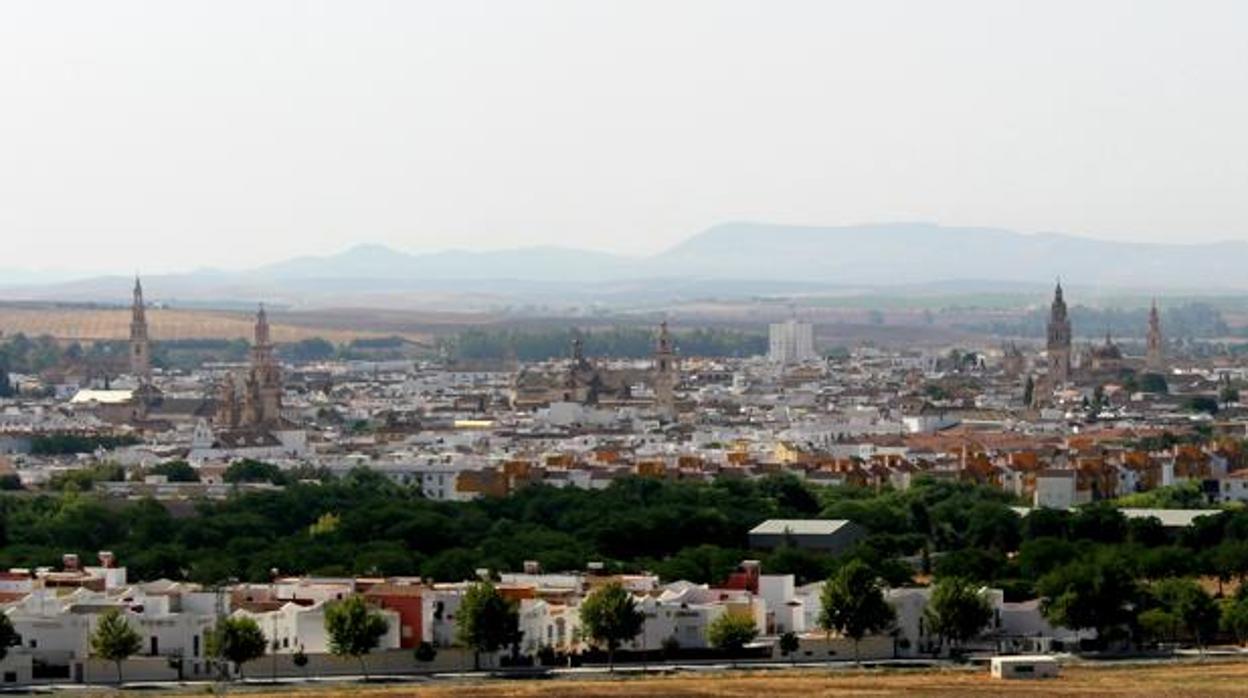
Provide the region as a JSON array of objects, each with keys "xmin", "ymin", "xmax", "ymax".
[{"xmin": 749, "ymin": 519, "xmax": 854, "ymax": 536}]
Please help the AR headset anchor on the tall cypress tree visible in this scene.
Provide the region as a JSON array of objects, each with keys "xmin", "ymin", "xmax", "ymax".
[{"xmin": 0, "ymin": 359, "xmax": 12, "ymax": 398}]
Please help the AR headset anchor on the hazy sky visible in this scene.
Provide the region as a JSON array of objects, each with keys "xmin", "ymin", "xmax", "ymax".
[{"xmin": 3, "ymin": 1, "xmax": 1247, "ymax": 273}]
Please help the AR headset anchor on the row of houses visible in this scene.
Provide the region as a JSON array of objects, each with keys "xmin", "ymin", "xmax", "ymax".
[
  {"xmin": 289, "ymin": 435, "xmax": 1248, "ymax": 509},
  {"xmin": 0, "ymin": 552, "xmax": 1075, "ymax": 686}
]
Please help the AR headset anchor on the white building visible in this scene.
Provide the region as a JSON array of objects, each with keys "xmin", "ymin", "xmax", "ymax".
[
  {"xmin": 233, "ymin": 597, "xmax": 400, "ymax": 655},
  {"xmin": 1033, "ymin": 470, "xmax": 1076, "ymax": 509},
  {"xmin": 758, "ymin": 574, "xmax": 803, "ymax": 635},
  {"xmin": 518, "ymin": 598, "xmax": 581, "ymax": 656},
  {"xmin": 630, "ymin": 582, "xmax": 765, "ymax": 651},
  {"xmin": 5, "ymin": 582, "xmax": 222, "ymax": 681},
  {"xmin": 768, "ymin": 320, "xmax": 816, "ymax": 365},
  {"xmin": 1213, "ymin": 471, "xmax": 1248, "ymax": 503}
]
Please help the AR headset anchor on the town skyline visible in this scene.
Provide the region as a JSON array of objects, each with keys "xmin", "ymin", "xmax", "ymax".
[
  {"xmin": 0, "ymin": 266, "xmax": 1244, "ymax": 690},
  {"xmin": 4, "ymin": 1, "xmax": 1248, "ymax": 692}
]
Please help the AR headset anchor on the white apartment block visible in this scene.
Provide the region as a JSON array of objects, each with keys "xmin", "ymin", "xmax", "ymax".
[{"xmin": 768, "ymin": 320, "xmax": 817, "ymax": 365}]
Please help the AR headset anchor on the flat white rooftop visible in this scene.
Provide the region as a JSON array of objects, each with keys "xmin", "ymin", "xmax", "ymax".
[{"xmin": 749, "ymin": 519, "xmax": 854, "ymax": 536}]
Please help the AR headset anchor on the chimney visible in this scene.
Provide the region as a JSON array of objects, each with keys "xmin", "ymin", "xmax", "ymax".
[
  {"xmin": 586, "ymin": 561, "xmax": 605, "ymax": 575},
  {"xmin": 98, "ymin": 551, "xmax": 116, "ymax": 569},
  {"xmin": 62, "ymin": 553, "xmax": 80, "ymax": 572},
  {"xmin": 523, "ymin": 560, "xmax": 541, "ymax": 575},
  {"xmin": 741, "ymin": 559, "xmax": 762, "ymax": 593}
]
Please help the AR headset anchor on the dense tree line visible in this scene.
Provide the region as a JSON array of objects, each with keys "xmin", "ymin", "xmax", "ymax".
[
  {"xmin": 0, "ymin": 333, "xmax": 411, "ymax": 378},
  {"xmin": 960, "ymin": 302, "xmax": 1229, "ymax": 339},
  {"xmin": 4, "ymin": 472, "xmax": 1248, "ymax": 648},
  {"xmin": 30, "ymin": 434, "xmax": 140, "ymax": 455},
  {"xmin": 146, "ymin": 460, "xmax": 200, "ymax": 483},
  {"xmin": 0, "ymin": 333, "xmax": 68, "ymax": 374},
  {"xmin": 46, "ymin": 463, "xmax": 126, "ymax": 492},
  {"xmin": 278, "ymin": 338, "xmax": 336, "ymax": 363},
  {"xmin": 0, "ymin": 471, "xmax": 852, "ymax": 586},
  {"xmin": 0, "ymin": 335, "xmax": 248, "ymax": 376},
  {"xmin": 154, "ymin": 339, "xmax": 251, "ymax": 370},
  {"xmin": 446, "ymin": 327, "xmax": 767, "ymax": 361}
]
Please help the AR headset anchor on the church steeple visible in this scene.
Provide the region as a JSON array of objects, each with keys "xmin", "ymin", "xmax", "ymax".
[
  {"xmin": 1046, "ymin": 281, "xmax": 1072, "ymax": 385},
  {"xmin": 570, "ymin": 331, "xmax": 587, "ymax": 367},
  {"xmin": 1146, "ymin": 299, "xmax": 1164, "ymax": 371},
  {"xmin": 215, "ymin": 303, "xmax": 283, "ymax": 432},
  {"xmin": 656, "ymin": 321, "xmax": 672, "ymax": 355},
  {"xmin": 653, "ymin": 320, "xmax": 677, "ymax": 415},
  {"xmin": 254, "ymin": 304, "xmax": 271, "ymax": 348},
  {"xmin": 242, "ymin": 303, "xmax": 282, "ymax": 429},
  {"xmin": 132, "ymin": 276, "xmax": 146, "ymax": 324},
  {"xmin": 129, "ymin": 275, "xmax": 151, "ymax": 383}
]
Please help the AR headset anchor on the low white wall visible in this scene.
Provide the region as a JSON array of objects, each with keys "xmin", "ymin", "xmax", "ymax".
[
  {"xmin": 780, "ymin": 634, "xmax": 894, "ymax": 662},
  {"xmin": 74, "ymin": 647, "xmax": 475, "ymax": 684},
  {"xmin": 238, "ymin": 647, "xmax": 477, "ymax": 678},
  {"xmin": 0, "ymin": 654, "xmax": 32, "ymax": 685}
]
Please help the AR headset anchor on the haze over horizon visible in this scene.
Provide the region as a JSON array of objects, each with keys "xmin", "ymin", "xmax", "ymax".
[{"xmin": 4, "ymin": 0, "xmax": 1248, "ymax": 274}]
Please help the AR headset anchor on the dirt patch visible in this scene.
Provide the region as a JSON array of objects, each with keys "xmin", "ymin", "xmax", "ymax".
[{"xmin": 145, "ymin": 661, "xmax": 1248, "ymax": 698}]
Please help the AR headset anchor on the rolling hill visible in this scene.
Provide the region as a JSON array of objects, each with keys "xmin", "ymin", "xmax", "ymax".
[{"xmin": 5, "ymin": 222, "xmax": 1248, "ymax": 309}]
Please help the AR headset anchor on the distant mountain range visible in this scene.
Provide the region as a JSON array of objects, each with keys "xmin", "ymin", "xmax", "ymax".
[
  {"xmin": 258, "ymin": 243, "xmax": 633, "ymax": 283},
  {"xmin": 650, "ymin": 222, "xmax": 1242, "ymax": 287},
  {"xmin": 248, "ymin": 222, "xmax": 1248, "ymax": 288},
  {"xmin": 5, "ymin": 222, "xmax": 1248, "ymax": 307}
]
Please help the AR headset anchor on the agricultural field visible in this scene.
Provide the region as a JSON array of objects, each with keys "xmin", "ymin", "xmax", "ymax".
[{"xmin": 0, "ymin": 305, "xmax": 419, "ymax": 345}]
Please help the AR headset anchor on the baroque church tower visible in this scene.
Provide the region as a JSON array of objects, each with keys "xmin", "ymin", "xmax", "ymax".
[
  {"xmin": 1046, "ymin": 282, "xmax": 1072, "ymax": 385},
  {"xmin": 216, "ymin": 305, "xmax": 283, "ymax": 431},
  {"xmin": 243, "ymin": 305, "xmax": 283, "ymax": 428},
  {"xmin": 129, "ymin": 276, "xmax": 152, "ymax": 384},
  {"xmin": 215, "ymin": 372, "xmax": 240, "ymax": 429},
  {"xmin": 1146, "ymin": 300, "xmax": 1165, "ymax": 371}
]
